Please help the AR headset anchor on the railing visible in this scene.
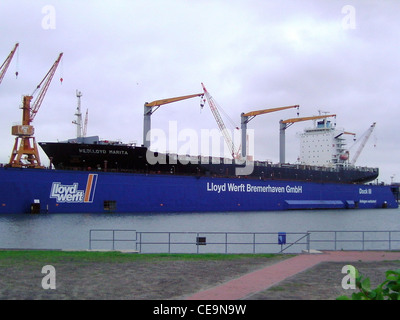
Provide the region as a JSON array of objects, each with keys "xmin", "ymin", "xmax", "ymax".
[
  {"xmin": 307, "ymin": 230, "xmax": 400, "ymax": 251},
  {"xmin": 89, "ymin": 229, "xmax": 137, "ymax": 251},
  {"xmin": 136, "ymin": 231, "xmax": 310, "ymax": 254},
  {"xmin": 89, "ymin": 229, "xmax": 400, "ymax": 253},
  {"xmin": 89, "ymin": 230, "xmax": 309, "ymax": 254}
]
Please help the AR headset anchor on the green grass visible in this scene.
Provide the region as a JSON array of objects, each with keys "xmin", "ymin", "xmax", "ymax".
[{"xmin": 0, "ymin": 250, "xmax": 286, "ymax": 264}]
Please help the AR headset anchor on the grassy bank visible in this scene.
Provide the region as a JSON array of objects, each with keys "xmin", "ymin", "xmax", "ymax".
[{"xmin": 0, "ymin": 250, "xmax": 285, "ymax": 264}]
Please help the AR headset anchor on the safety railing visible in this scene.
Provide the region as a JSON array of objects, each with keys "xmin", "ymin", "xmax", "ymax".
[
  {"xmin": 89, "ymin": 230, "xmax": 309, "ymax": 254},
  {"xmin": 307, "ymin": 230, "xmax": 400, "ymax": 251},
  {"xmin": 89, "ymin": 229, "xmax": 400, "ymax": 253},
  {"xmin": 135, "ymin": 231, "xmax": 310, "ymax": 254},
  {"xmin": 89, "ymin": 229, "xmax": 137, "ymax": 251}
]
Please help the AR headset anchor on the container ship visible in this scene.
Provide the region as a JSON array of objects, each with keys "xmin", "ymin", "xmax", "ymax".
[
  {"xmin": 2, "ymin": 97, "xmax": 398, "ymax": 214},
  {"xmin": 1, "ymin": 114, "xmax": 398, "ymax": 214},
  {"xmin": 0, "ymin": 49, "xmax": 397, "ymax": 214}
]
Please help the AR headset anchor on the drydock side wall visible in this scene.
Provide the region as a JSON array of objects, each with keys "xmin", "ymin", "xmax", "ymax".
[{"xmin": 0, "ymin": 167, "xmax": 397, "ymax": 214}]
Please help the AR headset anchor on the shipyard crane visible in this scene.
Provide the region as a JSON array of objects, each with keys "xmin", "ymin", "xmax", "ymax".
[
  {"xmin": 241, "ymin": 105, "xmax": 299, "ymax": 159},
  {"xmin": 9, "ymin": 52, "xmax": 63, "ymax": 168},
  {"xmin": 201, "ymin": 83, "xmax": 241, "ymax": 159},
  {"xmin": 279, "ymin": 114, "xmax": 336, "ymax": 164},
  {"xmin": 350, "ymin": 122, "xmax": 376, "ymax": 165},
  {"xmin": 0, "ymin": 43, "xmax": 19, "ymax": 85},
  {"xmin": 143, "ymin": 92, "xmax": 204, "ymax": 148}
]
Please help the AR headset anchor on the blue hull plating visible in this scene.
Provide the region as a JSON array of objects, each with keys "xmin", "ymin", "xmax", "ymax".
[{"xmin": 0, "ymin": 167, "xmax": 397, "ymax": 214}]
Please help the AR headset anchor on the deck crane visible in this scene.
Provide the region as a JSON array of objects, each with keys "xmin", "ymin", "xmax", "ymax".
[
  {"xmin": 0, "ymin": 43, "xmax": 19, "ymax": 85},
  {"xmin": 334, "ymin": 131, "xmax": 356, "ymax": 141},
  {"xmin": 143, "ymin": 92, "xmax": 204, "ymax": 148},
  {"xmin": 241, "ymin": 105, "xmax": 299, "ymax": 159},
  {"xmin": 9, "ymin": 52, "xmax": 63, "ymax": 168},
  {"xmin": 279, "ymin": 114, "xmax": 336, "ymax": 164},
  {"xmin": 201, "ymin": 83, "xmax": 241, "ymax": 159},
  {"xmin": 350, "ymin": 122, "xmax": 376, "ymax": 165}
]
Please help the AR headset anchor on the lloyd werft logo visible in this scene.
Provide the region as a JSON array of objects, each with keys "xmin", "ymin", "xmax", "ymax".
[{"xmin": 50, "ymin": 174, "xmax": 98, "ymax": 203}]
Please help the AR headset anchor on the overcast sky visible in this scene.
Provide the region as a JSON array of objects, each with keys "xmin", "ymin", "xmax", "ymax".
[{"xmin": 1, "ymin": 0, "xmax": 399, "ymax": 183}]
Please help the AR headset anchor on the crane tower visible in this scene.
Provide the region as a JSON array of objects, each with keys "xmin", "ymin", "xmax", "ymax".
[{"xmin": 9, "ymin": 53, "xmax": 63, "ymax": 168}]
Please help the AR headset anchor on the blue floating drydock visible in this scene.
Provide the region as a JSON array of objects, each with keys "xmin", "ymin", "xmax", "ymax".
[{"xmin": 0, "ymin": 167, "xmax": 397, "ymax": 214}]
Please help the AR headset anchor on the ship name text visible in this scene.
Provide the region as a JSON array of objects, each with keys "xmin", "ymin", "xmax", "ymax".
[
  {"xmin": 79, "ymin": 148, "xmax": 128, "ymax": 155},
  {"xmin": 359, "ymin": 188, "xmax": 372, "ymax": 195},
  {"xmin": 206, "ymin": 182, "xmax": 303, "ymax": 194}
]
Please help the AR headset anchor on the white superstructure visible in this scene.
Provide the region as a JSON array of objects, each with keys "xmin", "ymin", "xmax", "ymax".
[{"xmin": 299, "ymin": 118, "xmax": 349, "ymax": 167}]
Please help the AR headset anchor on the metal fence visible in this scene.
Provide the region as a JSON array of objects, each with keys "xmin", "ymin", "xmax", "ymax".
[
  {"xmin": 88, "ymin": 229, "xmax": 400, "ymax": 254},
  {"xmin": 307, "ymin": 230, "xmax": 400, "ymax": 252},
  {"xmin": 89, "ymin": 230, "xmax": 309, "ymax": 253},
  {"xmin": 89, "ymin": 229, "xmax": 138, "ymax": 251}
]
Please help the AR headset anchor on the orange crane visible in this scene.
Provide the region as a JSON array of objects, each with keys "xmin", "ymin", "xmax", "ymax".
[
  {"xmin": 241, "ymin": 105, "xmax": 299, "ymax": 159},
  {"xmin": 279, "ymin": 114, "xmax": 336, "ymax": 163},
  {"xmin": 143, "ymin": 92, "xmax": 204, "ymax": 148},
  {"xmin": 201, "ymin": 83, "xmax": 240, "ymax": 159},
  {"xmin": 9, "ymin": 52, "xmax": 63, "ymax": 168},
  {"xmin": 0, "ymin": 43, "xmax": 19, "ymax": 85}
]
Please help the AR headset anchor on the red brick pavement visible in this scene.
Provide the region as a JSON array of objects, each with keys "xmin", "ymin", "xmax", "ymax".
[{"xmin": 186, "ymin": 251, "xmax": 400, "ymax": 300}]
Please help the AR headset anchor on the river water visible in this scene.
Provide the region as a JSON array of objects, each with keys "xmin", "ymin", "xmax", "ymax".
[{"xmin": 0, "ymin": 208, "xmax": 399, "ymax": 251}]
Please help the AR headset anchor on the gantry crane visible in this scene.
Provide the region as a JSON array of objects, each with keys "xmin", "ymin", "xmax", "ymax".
[
  {"xmin": 9, "ymin": 52, "xmax": 63, "ymax": 168},
  {"xmin": 0, "ymin": 43, "xmax": 19, "ymax": 85},
  {"xmin": 350, "ymin": 122, "xmax": 376, "ymax": 165},
  {"xmin": 143, "ymin": 92, "xmax": 204, "ymax": 148},
  {"xmin": 201, "ymin": 83, "xmax": 241, "ymax": 159},
  {"xmin": 279, "ymin": 114, "xmax": 336, "ymax": 163},
  {"xmin": 241, "ymin": 105, "xmax": 299, "ymax": 159}
]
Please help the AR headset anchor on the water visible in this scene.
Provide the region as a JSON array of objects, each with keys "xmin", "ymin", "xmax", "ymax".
[{"xmin": 0, "ymin": 208, "xmax": 399, "ymax": 251}]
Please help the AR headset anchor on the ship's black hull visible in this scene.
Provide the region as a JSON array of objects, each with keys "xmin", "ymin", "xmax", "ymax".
[{"xmin": 38, "ymin": 142, "xmax": 379, "ymax": 184}]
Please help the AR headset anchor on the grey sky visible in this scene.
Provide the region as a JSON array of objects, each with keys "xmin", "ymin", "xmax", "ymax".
[{"xmin": 1, "ymin": 0, "xmax": 399, "ymax": 183}]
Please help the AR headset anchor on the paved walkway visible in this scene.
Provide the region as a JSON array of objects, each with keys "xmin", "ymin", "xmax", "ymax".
[{"xmin": 186, "ymin": 251, "xmax": 400, "ymax": 300}]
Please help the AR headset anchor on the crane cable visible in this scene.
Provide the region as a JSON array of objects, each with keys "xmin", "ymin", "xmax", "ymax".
[{"xmin": 15, "ymin": 44, "xmax": 19, "ymax": 79}]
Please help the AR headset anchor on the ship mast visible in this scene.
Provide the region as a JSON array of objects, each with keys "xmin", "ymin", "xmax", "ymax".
[{"xmin": 73, "ymin": 90, "xmax": 83, "ymax": 139}]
